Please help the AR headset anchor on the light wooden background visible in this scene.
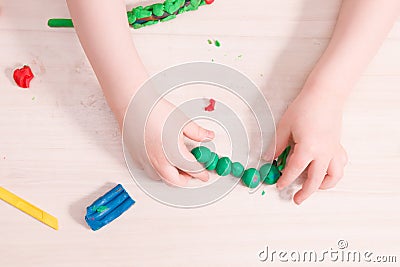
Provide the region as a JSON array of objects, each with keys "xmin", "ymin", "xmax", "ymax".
[{"xmin": 1, "ymin": 0, "xmax": 399, "ymax": 266}]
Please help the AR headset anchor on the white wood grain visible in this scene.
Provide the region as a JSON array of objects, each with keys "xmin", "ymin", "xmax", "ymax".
[{"xmin": 0, "ymin": 0, "xmax": 399, "ymax": 266}]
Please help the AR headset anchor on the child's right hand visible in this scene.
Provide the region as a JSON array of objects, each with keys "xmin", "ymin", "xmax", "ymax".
[
  {"xmin": 264, "ymin": 84, "xmax": 348, "ymax": 204},
  {"xmin": 130, "ymin": 99, "xmax": 215, "ymax": 186}
]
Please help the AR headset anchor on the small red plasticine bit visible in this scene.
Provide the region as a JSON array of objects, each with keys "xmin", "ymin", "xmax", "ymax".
[
  {"xmin": 205, "ymin": 0, "xmax": 215, "ymax": 4},
  {"xmin": 13, "ymin": 65, "xmax": 34, "ymax": 88},
  {"xmin": 205, "ymin": 98, "xmax": 216, "ymax": 112}
]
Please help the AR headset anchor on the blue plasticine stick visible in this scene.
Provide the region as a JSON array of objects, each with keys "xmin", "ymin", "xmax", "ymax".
[
  {"xmin": 85, "ymin": 184, "xmax": 135, "ymax": 231},
  {"xmin": 91, "ymin": 192, "xmax": 130, "ymax": 221},
  {"xmin": 96, "ymin": 198, "xmax": 135, "ymax": 229},
  {"xmin": 86, "ymin": 184, "xmax": 124, "ymax": 216}
]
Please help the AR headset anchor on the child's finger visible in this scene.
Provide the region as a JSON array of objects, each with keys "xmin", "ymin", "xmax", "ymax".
[
  {"xmin": 320, "ymin": 155, "xmax": 345, "ymax": 190},
  {"xmin": 263, "ymin": 120, "xmax": 290, "ymax": 161},
  {"xmin": 179, "ymin": 142, "xmax": 210, "ymax": 182},
  {"xmin": 183, "ymin": 121, "xmax": 214, "ymax": 142},
  {"xmin": 155, "ymin": 163, "xmax": 190, "ymax": 187},
  {"xmin": 293, "ymin": 159, "xmax": 329, "ymax": 204},
  {"xmin": 276, "ymin": 144, "xmax": 312, "ymax": 190},
  {"xmin": 319, "ymin": 174, "xmax": 338, "ymax": 190},
  {"xmin": 163, "ymin": 173, "xmax": 192, "ymax": 187},
  {"xmin": 143, "ymin": 162, "xmax": 163, "ymax": 181}
]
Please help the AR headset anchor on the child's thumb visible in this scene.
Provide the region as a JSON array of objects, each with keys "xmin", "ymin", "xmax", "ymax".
[{"xmin": 183, "ymin": 121, "xmax": 215, "ymax": 142}]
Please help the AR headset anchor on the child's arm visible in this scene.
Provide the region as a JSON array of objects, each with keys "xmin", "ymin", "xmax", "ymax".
[
  {"xmin": 267, "ymin": 0, "xmax": 400, "ymax": 204},
  {"xmin": 66, "ymin": 0, "xmax": 213, "ymax": 185},
  {"xmin": 307, "ymin": 0, "xmax": 400, "ymax": 99},
  {"xmin": 66, "ymin": 0, "xmax": 147, "ymax": 126}
]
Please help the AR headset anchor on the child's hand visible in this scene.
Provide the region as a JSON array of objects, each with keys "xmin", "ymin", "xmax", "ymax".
[
  {"xmin": 265, "ymin": 85, "xmax": 348, "ymax": 204},
  {"xmin": 260, "ymin": 0, "xmax": 400, "ymax": 204},
  {"xmin": 141, "ymin": 99, "xmax": 215, "ymax": 186}
]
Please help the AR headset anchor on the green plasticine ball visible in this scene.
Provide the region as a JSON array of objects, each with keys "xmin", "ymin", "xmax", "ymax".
[
  {"xmin": 260, "ymin": 163, "xmax": 281, "ymax": 185},
  {"xmin": 205, "ymin": 152, "xmax": 219, "ymax": 170},
  {"xmin": 231, "ymin": 162, "xmax": 244, "ymax": 177},
  {"xmin": 259, "ymin": 163, "xmax": 273, "ymax": 182},
  {"xmin": 241, "ymin": 168, "xmax": 261, "ymax": 188},
  {"xmin": 216, "ymin": 157, "xmax": 232, "ymax": 176},
  {"xmin": 191, "ymin": 146, "xmax": 212, "ymax": 163}
]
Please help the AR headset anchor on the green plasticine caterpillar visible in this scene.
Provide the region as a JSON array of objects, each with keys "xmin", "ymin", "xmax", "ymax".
[
  {"xmin": 47, "ymin": 0, "xmax": 214, "ymax": 29},
  {"xmin": 191, "ymin": 146, "xmax": 291, "ymax": 189}
]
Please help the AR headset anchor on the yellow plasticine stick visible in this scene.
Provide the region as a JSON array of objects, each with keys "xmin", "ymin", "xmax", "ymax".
[{"xmin": 0, "ymin": 186, "xmax": 58, "ymax": 230}]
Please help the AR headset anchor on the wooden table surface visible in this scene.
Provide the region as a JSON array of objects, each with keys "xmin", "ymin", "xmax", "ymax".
[{"xmin": 1, "ymin": 1, "xmax": 399, "ymax": 266}]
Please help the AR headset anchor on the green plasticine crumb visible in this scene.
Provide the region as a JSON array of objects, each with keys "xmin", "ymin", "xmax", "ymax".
[
  {"xmin": 48, "ymin": 18, "xmax": 73, "ymax": 27},
  {"xmin": 96, "ymin": 206, "xmax": 108, "ymax": 213},
  {"xmin": 262, "ymin": 190, "xmax": 265, "ymax": 196},
  {"xmin": 214, "ymin": 40, "xmax": 221, "ymax": 47},
  {"xmin": 207, "ymin": 39, "xmax": 212, "ymax": 44}
]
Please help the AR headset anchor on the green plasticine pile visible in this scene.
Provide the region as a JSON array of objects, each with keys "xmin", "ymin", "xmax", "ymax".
[
  {"xmin": 48, "ymin": 0, "xmax": 214, "ymax": 29},
  {"xmin": 191, "ymin": 146, "xmax": 291, "ymax": 189}
]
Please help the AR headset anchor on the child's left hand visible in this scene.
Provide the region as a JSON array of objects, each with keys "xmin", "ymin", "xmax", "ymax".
[{"xmin": 264, "ymin": 83, "xmax": 348, "ymax": 204}]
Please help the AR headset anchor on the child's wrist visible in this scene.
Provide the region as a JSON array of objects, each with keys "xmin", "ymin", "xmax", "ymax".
[
  {"xmin": 109, "ymin": 77, "xmax": 148, "ymax": 129},
  {"xmin": 107, "ymin": 89, "xmax": 138, "ymax": 130},
  {"xmin": 301, "ymin": 69, "xmax": 353, "ymax": 108}
]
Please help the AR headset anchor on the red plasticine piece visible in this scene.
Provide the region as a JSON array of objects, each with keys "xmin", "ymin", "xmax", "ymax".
[
  {"xmin": 13, "ymin": 65, "xmax": 34, "ymax": 88},
  {"xmin": 205, "ymin": 98, "xmax": 216, "ymax": 112},
  {"xmin": 205, "ymin": 0, "xmax": 215, "ymax": 4}
]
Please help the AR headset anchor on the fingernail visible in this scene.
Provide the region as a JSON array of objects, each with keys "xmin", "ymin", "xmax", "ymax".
[
  {"xmin": 206, "ymin": 130, "xmax": 215, "ymax": 139},
  {"xmin": 294, "ymin": 196, "xmax": 305, "ymax": 205}
]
